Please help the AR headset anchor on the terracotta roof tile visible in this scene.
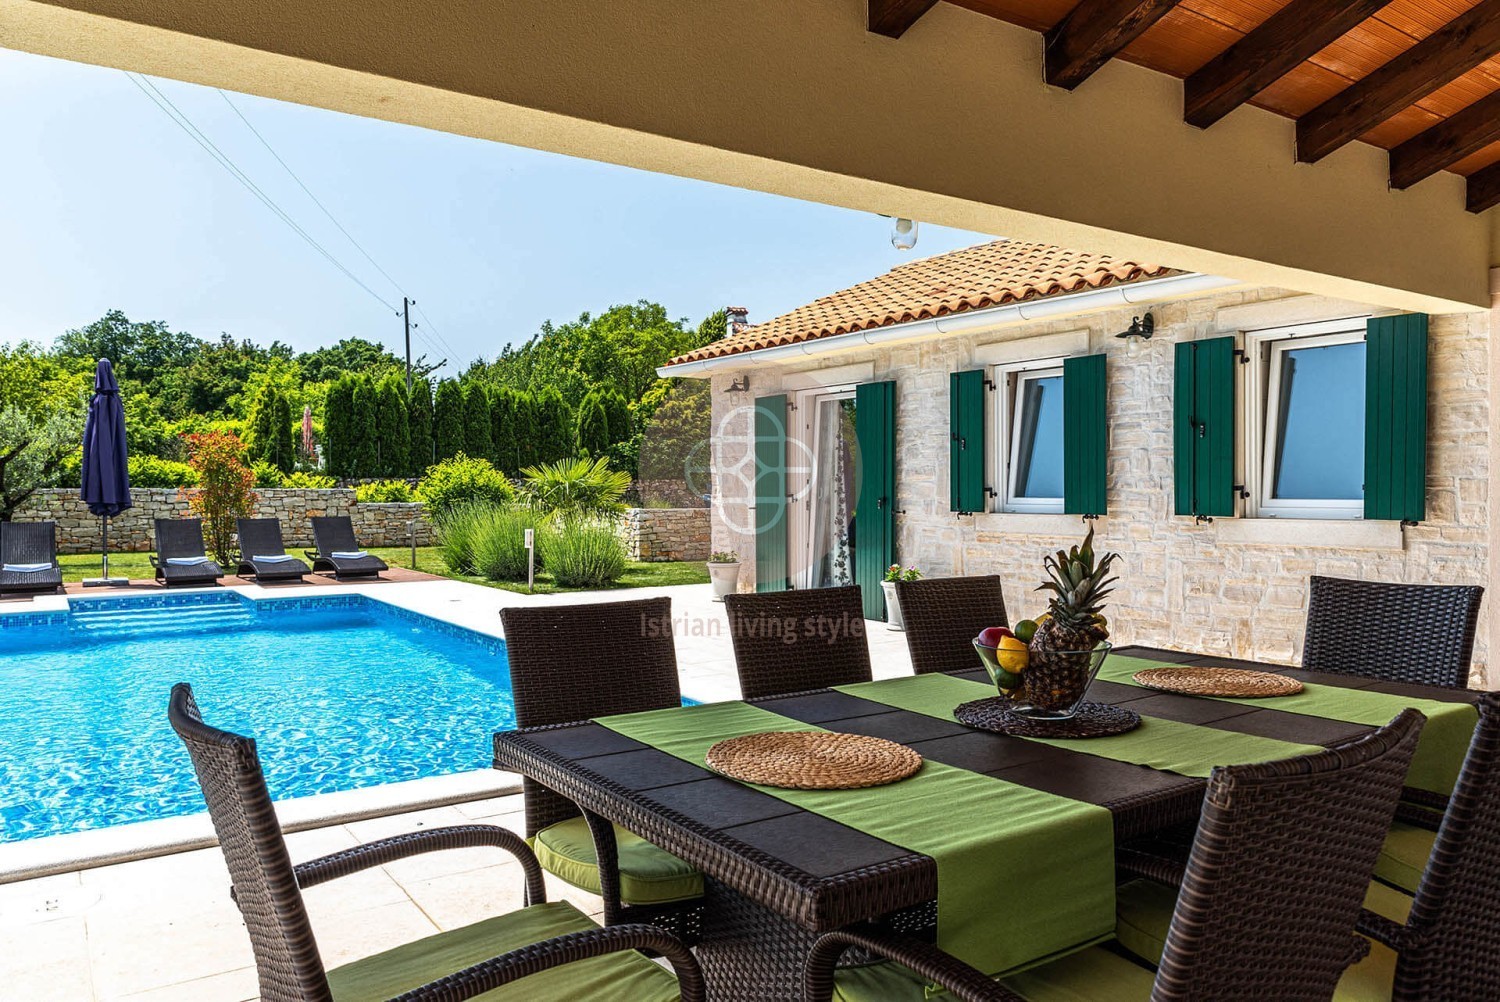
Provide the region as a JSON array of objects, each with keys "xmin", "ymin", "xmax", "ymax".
[{"xmin": 666, "ymin": 239, "xmax": 1181, "ymax": 366}]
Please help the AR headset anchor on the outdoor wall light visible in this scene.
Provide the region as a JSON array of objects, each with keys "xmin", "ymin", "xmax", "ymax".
[
  {"xmin": 726, "ymin": 376, "xmax": 750, "ymax": 393},
  {"xmin": 1114, "ymin": 313, "xmax": 1155, "ymax": 356},
  {"xmin": 890, "ymin": 217, "xmax": 919, "ymax": 251}
]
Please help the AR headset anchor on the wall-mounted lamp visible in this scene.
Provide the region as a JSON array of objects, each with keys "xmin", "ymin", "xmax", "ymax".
[
  {"xmin": 878, "ymin": 214, "xmax": 919, "ymax": 251},
  {"xmin": 726, "ymin": 376, "xmax": 750, "ymax": 393},
  {"xmin": 1114, "ymin": 313, "xmax": 1155, "ymax": 357}
]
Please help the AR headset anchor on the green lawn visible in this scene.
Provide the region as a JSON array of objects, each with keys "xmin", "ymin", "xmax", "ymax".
[{"xmin": 57, "ymin": 546, "xmax": 709, "ymax": 593}]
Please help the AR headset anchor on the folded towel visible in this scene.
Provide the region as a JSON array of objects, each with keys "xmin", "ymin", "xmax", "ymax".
[
  {"xmin": 331, "ymin": 550, "xmax": 370, "ymax": 560},
  {"xmin": 2, "ymin": 562, "xmax": 53, "ymax": 573},
  {"xmin": 253, "ymin": 553, "xmax": 299, "ymax": 563},
  {"xmin": 165, "ymin": 556, "xmax": 214, "ymax": 566}
]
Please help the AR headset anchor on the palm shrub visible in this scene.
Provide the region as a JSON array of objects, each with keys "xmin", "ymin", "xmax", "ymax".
[
  {"xmin": 520, "ymin": 456, "xmax": 630, "ymax": 517},
  {"xmin": 543, "ymin": 516, "xmax": 627, "ymax": 588}
]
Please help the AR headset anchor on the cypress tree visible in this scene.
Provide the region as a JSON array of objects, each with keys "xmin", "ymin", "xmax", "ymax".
[
  {"xmin": 463, "ymin": 382, "xmax": 493, "ymax": 463},
  {"xmin": 272, "ymin": 391, "xmax": 296, "ymax": 474},
  {"xmin": 432, "ymin": 379, "xmax": 466, "ymax": 462},
  {"xmin": 407, "ymin": 376, "xmax": 435, "ymax": 475},
  {"xmin": 376, "ymin": 374, "xmax": 411, "ymax": 477},
  {"xmin": 601, "ymin": 389, "xmax": 632, "ymax": 446},
  {"xmin": 534, "ymin": 387, "xmax": 574, "ymax": 465},
  {"xmin": 575, "ymin": 391, "xmax": 610, "ymax": 457},
  {"xmin": 489, "ymin": 386, "xmax": 517, "ymax": 474},
  {"xmin": 349, "ymin": 375, "xmax": 380, "ymax": 477},
  {"xmin": 511, "ymin": 389, "xmax": 540, "ymax": 471},
  {"xmin": 247, "ymin": 384, "xmax": 277, "ymax": 467},
  {"xmin": 324, "ymin": 377, "xmax": 353, "ymax": 477}
]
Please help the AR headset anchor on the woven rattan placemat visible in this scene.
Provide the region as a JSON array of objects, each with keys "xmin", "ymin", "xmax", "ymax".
[
  {"xmin": 705, "ymin": 731, "xmax": 923, "ymax": 790},
  {"xmin": 953, "ymin": 698, "xmax": 1141, "ymax": 738},
  {"xmin": 1132, "ymin": 666, "xmax": 1304, "ymax": 698}
]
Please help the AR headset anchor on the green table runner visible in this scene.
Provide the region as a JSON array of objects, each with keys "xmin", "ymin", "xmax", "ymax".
[
  {"xmin": 834, "ymin": 674, "xmax": 1323, "ymax": 778},
  {"xmin": 1103, "ymin": 655, "xmax": 1478, "ymax": 793},
  {"xmin": 595, "ymin": 700, "xmax": 1115, "ymax": 977}
]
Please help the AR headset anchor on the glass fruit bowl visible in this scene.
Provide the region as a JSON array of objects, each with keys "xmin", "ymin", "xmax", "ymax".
[{"xmin": 973, "ymin": 638, "xmax": 1112, "ymax": 719}]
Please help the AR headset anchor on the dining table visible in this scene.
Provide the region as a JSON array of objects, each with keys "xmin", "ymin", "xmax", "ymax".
[{"xmin": 491, "ymin": 645, "xmax": 1482, "ymax": 1001}]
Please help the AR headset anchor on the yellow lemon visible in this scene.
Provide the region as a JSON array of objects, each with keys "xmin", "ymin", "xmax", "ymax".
[{"xmin": 996, "ymin": 635, "xmax": 1029, "ymax": 674}]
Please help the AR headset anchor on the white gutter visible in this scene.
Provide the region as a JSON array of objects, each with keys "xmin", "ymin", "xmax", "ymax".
[{"xmin": 658, "ymin": 272, "xmax": 1241, "ymax": 377}]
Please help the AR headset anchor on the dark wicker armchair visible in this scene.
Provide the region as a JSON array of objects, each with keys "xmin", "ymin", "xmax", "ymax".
[
  {"xmin": 168, "ymin": 683, "xmax": 703, "ymax": 1002},
  {"xmin": 895, "ymin": 575, "xmax": 1007, "ymax": 675},
  {"xmin": 1303, "ymin": 575, "xmax": 1483, "ymax": 688},
  {"xmin": 1338, "ymin": 691, "xmax": 1500, "ymax": 1000},
  {"xmin": 723, "ymin": 585, "xmax": 873, "ymax": 699},
  {"xmin": 804, "ymin": 709, "xmax": 1424, "ymax": 1001},
  {"xmin": 0, "ymin": 521, "xmax": 64, "ymax": 596},
  {"xmin": 499, "ymin": 597, "xmax": 703, "ymax": 941}
]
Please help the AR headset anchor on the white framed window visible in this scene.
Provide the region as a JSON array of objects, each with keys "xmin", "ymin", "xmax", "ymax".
[
  {"xmin": 993, "ymin": 359, "xmax": 1065, "ymax": 514},
  {"xmin": 1241, "ymin": 318, "xmax": 1368, "ymax": 520}
]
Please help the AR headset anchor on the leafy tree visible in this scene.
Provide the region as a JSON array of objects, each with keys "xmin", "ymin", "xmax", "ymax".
[
  {"xmin": 181, "ymin": 431, "xmax": 256, "ymax": 565},
  {"xmin": 407, "ymin": 376, "xmax": 435, "ymax": 474},
  {"xmin": 323, "ymin": 376, "xmax": 355, "ymax": 478},
  {"xmin": 0, "ymin": 404, "xmax": 84, "ymax": 521},
  {"xmin": 56, "ymin": 310, "xmax": 201, "ymax": 378},
  {"xmin": 533, "ymin": 387, "xmax": 574, "ymax": 466},
  {"xmin": 433, "ymin": 379, "xmax": 466, "ymax": 463},
  {"xmin": 376, "ymin": 373, "xmax": 411, "ymax": 477},
  {"xmin": 349, "ymin": 376, "xmax": 380, "ymax": 477},
  {"xmin": 696, "ymin": 308, "xmax": 728, "ymax": 344},
  {"xmin": 463, "ymin": 382, "xmax": 493, "ymax": 464},
  {"xmin": 638, "ymin": 379, "xmax": 711, "ymax": 497},
  {"xmin": 179, "ymin": 334, "xmax": 292, "ymax": 416},
  {"xmin": 575, "ymin": 392, "xmax": 610, "ymax": 457},
  {"xmin": 298, "ymin": 338, "xmax": 396, "ymax": 384}
]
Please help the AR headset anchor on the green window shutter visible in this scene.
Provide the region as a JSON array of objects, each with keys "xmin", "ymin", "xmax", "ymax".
[
  {"xmin": 753, "ymin": 394, "xmax": 789, "ymax": 593},
  {"xmin": 1364, "ymin": 314, "xmax": 1428, "ymax": 522},
  {"xmin": 1062, "ymin": 353, "xmax": 1107, "ymax": 516},
  {"xmin": 1173, "ymin": 336, "xmax": 1237, "ymax": 517},
  {"xmin": 949, "ymin": 370, "xmax": 987, "ymax": 513},
  {"xmin": 855, "ymin": 381, "xmax": 897, "ymax": 621}
]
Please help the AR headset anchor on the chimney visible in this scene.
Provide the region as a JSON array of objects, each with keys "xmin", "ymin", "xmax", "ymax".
[{"xmin": 725, "ymin": 306, "xmax": 750, "ymax": 339}]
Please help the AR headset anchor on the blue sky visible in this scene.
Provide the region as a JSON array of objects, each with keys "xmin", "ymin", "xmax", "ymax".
[{"xmin": 0, "ymin": 48, "xmax": 992, "ymax": 370}]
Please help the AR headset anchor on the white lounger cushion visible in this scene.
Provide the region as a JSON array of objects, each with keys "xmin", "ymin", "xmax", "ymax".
[
  {"xmin": 252, "ymin": 553, "xmax": 300, "ymax": 563},
  {"xmin": 2, "ymin": 563, "xmax": 53, "ymax": 573},
  {"xmin": 165, "ymin": 556, "xmax": 214, "ymax": 566},
  {"xmin": 331, "ymin": 550, "xmax": 370, "ymax": 560}
]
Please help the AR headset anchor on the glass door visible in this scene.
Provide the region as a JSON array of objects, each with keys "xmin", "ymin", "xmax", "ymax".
[{"xmin": 790, "ymin": 390, "xmax": 857, "ymax": 590}]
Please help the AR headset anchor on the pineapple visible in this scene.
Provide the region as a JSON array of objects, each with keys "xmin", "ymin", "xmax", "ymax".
[{"xmin": 1025, "ymin": 526, "xmax": 1120, "ymax": 711}]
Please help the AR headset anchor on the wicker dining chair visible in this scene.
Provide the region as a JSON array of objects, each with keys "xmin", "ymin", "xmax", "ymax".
[
  {"xmin": 1303, "ymin": 575, "xmax": 1484, "ymax": 688},
  {"xmin": 500, "ymin": 597, "xmax": 703, "ymax": 941},
  {"xmin": 723, "ymin": 586, "xmax": 873, "ymax": 699},
  {"xmin": 167, "ymin": 683, "xmax": 703, "ymax": 1002},
  {"xmin": 895, "ymin": 575, "xmax": 1008, "ymax": 675},
  {"xmin": 803, "ymin": 709, "xmax": 1424, "ymax": 1002}
]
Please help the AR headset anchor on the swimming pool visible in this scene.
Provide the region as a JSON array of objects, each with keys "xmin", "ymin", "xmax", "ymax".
[{"xmin": 0, "ymin": 592, "xmax": 516, "ymax": 843}]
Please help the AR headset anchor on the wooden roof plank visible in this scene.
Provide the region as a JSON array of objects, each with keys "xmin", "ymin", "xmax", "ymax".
[
  {"xmin": 1465, "ymin": 157, "xmax": 1500, "ymax": 209},
  {"xmin": 1044, "ymin": 0, "xmax": 1186, "ymax": 89},
  {"xmin": 1297, "ymin": 0, "xmax": 1500, "ymax": 163},
  {"xmin": 1184, "ymin": 0, "xmax": 1389, "ymax": 128},
  {"xmin": 1390, "ymin": 87, "xmax": 1500, "ymax": 186},
  {"xmin": 868, "ymin": 0, "xmax": 941, "ymax": 38}
]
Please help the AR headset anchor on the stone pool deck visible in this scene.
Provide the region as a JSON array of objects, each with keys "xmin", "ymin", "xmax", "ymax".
[{"xmin": 0, "ymin": 579, "xmax": 914, "ymax": 1001}]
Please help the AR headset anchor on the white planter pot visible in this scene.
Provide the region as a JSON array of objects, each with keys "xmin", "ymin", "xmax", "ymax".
[
  {"xmin": 881, "ymin": 580, "xmax": 905, "ymax": 631},
  {"xmin": 708, "ymin": 562, "xmax": 741, "ymax": 602}
]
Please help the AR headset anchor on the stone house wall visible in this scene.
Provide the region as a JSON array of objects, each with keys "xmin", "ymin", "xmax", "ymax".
[
  {"xmin": 13, "ymin": 489, "xmax": 435, "ymax": 551},
  {"xmin": 707, "ymin": 287, "xmax": 1492, "ymax": 682},
  {"xmin": 619, "ymin": 508, "xmax": 711, "ymax": 562}
]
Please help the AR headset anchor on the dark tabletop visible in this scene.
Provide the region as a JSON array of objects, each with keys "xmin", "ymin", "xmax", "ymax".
[{"xmin": 492, "ymin": 646, "xmax": 1477, "ymax": 932}]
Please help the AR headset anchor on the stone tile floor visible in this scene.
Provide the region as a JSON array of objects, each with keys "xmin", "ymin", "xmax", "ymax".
[{"xmin": 0, "ymin": 580, "xmax": 915, "ymax": 1000}]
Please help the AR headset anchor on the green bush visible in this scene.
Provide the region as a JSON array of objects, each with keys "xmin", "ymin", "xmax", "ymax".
[
  {"xmin": 433, "ymin": 502, "xmax": 544, "ymax": 581},
  {"xmin": 543, "ymin": 517, "xmax": 627, "ymax": 588},
  {"xmin": 251, "ymin": 460, "xmax": 284, "ymax": 487},
  {"xmin": 418, "ymin": 453, "xmax": 515, "ymax": 513},
  {"xmin": 282, "ymin": 471, "xmax": 336, "ymax": 489},
  {"xmin": 127, "ymin": 454, "xmax": 199, "ymax": 488},
  {"xmin": 355, "ymin": 479, "xmax": 415, "ymax": 503},
  {"xmin": 520, "ymin": 456, "xmax": 630, "ymax": 517}
]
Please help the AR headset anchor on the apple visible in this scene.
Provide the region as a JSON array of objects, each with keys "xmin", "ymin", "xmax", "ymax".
[{"xmin": 976, "ymin": 626, "xmax": 1013, "ymax": 647}]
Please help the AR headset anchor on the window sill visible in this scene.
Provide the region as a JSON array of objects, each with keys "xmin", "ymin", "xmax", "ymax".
[
  {"xmin": 972, "ymin": 512, "xmax": 1097, "ymax": 536},
  {"xmin": 1212, "ymin": 518, "xmax": 1404, "ymax": 551}
]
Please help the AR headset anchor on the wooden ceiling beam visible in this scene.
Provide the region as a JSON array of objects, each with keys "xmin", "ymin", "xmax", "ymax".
[
  {"xmin": 868, "ymin": 0, "xmax": 940, "ymax": 39},
  {"xmin": 1466, "ymin": 160, "xmax": 1500, "ymax": 212},
  {"xmin": 1297, "ymin": 0, "xmax": 1500, "ymax": 164},
  {"xmin": 1184, "ymin": 0, "xmax": 1388, "ymax": 130},
  {"xmin": 1390, "ymin": 89, "xmax": 1500, "ymax": 189},
  {"xmin": 1044, "ymin": 0, "xmax": 1183, "ymax": 90}
]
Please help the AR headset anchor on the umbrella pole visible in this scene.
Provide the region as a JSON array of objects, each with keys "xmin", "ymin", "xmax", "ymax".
[{"xmin": 84, "ymin": 516, "xmax": 127, "ymax": 588}]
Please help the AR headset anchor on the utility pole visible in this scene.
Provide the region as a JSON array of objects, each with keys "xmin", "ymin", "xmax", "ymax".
[{"xmin": 402, "ymin": 297, "xmax": 414, "ymax": 394}]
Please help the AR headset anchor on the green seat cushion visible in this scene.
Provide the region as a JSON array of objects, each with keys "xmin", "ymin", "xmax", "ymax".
[
  {"xmin": 1334, "ymin": 881, "xmax": 1414, "ymax": 1001},
  {"xmin": 1372, "ymin": 822, "xmax": 1434, "ymax": 896},
  {"xmin": 327, "ymin": 900, "xmax": 681, "ymax": 1002},
  {"xmin": 1113, "ymin": 878, "xmax": 1176, "ymax": 965},
  {"xmin": 533, "ymin": 816, "xmax": 702, "ymax": 905},
  {"xmin": 830, "ymin": 946, "xmax": 1154, "ymax": 1002}
]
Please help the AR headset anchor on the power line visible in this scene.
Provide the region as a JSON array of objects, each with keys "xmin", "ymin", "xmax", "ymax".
[{"xmin": 124, "ymin": 73, "xmax": 400, "ymax": 315}]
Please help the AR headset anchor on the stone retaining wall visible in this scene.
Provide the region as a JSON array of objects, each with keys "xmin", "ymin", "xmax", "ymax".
[
  {"xmin": 619, "ymin": 508, "xmax": 710, "ymax": 562},
  {"xmin": 12, "ymin": 489, "xmax": 434, "ymax": 552}
]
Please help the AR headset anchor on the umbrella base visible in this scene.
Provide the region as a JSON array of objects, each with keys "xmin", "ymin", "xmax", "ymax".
[{"xmin": 82, "ymin": 578, "xmax": 130, "ymax": 588}]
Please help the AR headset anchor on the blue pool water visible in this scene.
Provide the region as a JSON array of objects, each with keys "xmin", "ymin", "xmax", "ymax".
[{"xmin": 0, "ymin": 593, "xmax": 516, "ymax": 843}]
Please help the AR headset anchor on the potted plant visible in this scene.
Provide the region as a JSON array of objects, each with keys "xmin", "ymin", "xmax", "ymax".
[
  {"xmin": 881, "ymin": 564, "xmax": 921, "ymax": 631},
  {"xmin": 707, "ymin": 550, "xmax": 740, "ymax": 601}
]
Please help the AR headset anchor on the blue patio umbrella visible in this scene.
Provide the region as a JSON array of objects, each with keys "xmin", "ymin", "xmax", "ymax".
[{"xmin": 79, "ymin": 358, "xmax": 132, "ymax": 586}]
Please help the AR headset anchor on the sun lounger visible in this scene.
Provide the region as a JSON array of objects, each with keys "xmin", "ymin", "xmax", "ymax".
[
  {"xmin": 0, "ymin": 522, "xmax": 64, "ymax": 596},
  {"xmin": 306, "ymin": 516, "xmax": 388, "ymax": 579},
  {"xmin": 234, "ymin": 518, "xmax": 310, "ymax": 582},
  {"xmin": 151, "ymin": 518, "xmax": 224, "ymax": 587}
]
